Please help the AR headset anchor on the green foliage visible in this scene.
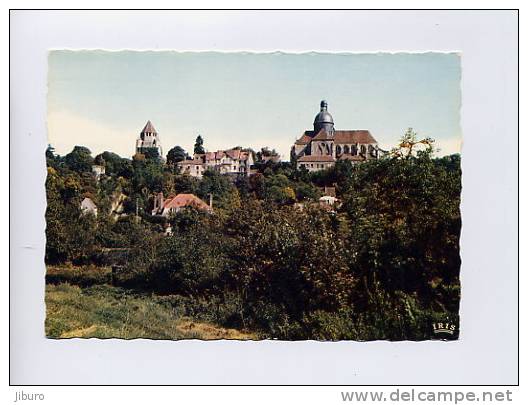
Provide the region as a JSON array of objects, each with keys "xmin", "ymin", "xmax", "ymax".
[
  {"xmin": 256, "ymin": 147, "xmax": 280, "ymax": 163},
  {"xmin": 254, "ymin": 160, "xmax": 295, "ymax": 178},
  {"xmin": 166, "ymin": 145, "xmax": 188, "ymax": 166},
  {"xmin": 168, "ymin": 174, "xmax": 197, "ymax": 196},
  {"xmin": 45, "ymin": 144, "xmax": 62, "ymax": 170},
  {"xmin": 308, "ymin": 159, "xmax": 354, "ymax": 192},
  {"xmin": 294, "ymin": 181, "xmax": 321, "ymax": 201},
  {"xmin": 234, "ymin": 176, "xmax": 251, "ymax": 199},
  {"xmin": 137, "ymin": 147, "xmax": 161, "ymax": 160},
  {"xmin": 194, "ymin": 135, "xmax": 205, "ymax": 154},
  {"xmin": 262, "ymin": 174, "xmax": 297, "ymax": 204},
  {"xmin": 45, "ymin": 166, "xmax": 100, "ymax": 264},
  {"xmin": 94, "ymin": 151, "xmax": 133, "ymax": 178},
  {"xmin": 130, "ymin": 156, "xmax": 164, "ymax": 195},
  {"xmin": 197, "ymin": 169, "xmax": 240, "ymax": 211},
  {"xmin": 64, "ymin": 146, "xmax": 94, "ymax": 173},
  {"xmin": 45, "ymin": 203, "xmax": 98, "ymax": 264},
  {"xmin": 46, "ymin": 144, "xmax": 56, "ymax": 160},
  {"xmin": 45, "ymin": 132, "xmax": 462, "ymax": 341},
  {"xmin": 152, "ymin": 219, "xmax": 228, "ymax": 295},
  {"xmin": 219, "ymin": 202, "xmax": 355, "ymax": 334},
  {"xmin": 340, "ymin": 152, "xmax": 461, "ymax": 312},
  {"xmin": 389, "ymin": 127, "xmax": 435, "ymax": 159}
]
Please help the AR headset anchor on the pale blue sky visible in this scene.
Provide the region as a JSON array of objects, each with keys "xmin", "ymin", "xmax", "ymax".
[{"xmin": 48, "ymin": 51, "xmax": 461, "ymax": 159}]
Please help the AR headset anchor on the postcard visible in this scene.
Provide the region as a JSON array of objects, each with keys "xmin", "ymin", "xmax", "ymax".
[{"xmin": 45, "ymin": 51, "xmax": 462, "ymax": 341}]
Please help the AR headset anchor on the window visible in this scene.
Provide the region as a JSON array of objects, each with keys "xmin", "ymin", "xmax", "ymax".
[{"xmin": 344, "ymin": 145, "xmax": 350, "ymax": 154}]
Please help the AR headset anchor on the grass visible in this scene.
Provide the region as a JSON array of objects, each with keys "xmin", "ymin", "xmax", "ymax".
[
  {"xmin": 45, "ymin": 283, "xmax": 257, "ymax": 340},
  {"xmin": 45, "ymin": 266, "xmax": 454, "ymax": 341}
]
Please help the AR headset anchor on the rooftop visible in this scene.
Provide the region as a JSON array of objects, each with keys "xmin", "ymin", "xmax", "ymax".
[
  {"xmin": 141, "ymin": 120, "xmax": 157, "ymax": 134},
  {"xmin": 162, "ymin": 193, "xmax": 211, "ymax": 212},
  {"xmin": 298, "ymin": 155, "xmax": 336, "ymax": 162}
]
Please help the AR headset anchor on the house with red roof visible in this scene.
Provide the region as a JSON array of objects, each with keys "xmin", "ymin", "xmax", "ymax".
[
  {"xmin": 151, "ymin": 192, "xmax": 212, "ymax": 217},
  {"xmin": 292, "ymin": 100, "xmax": 382, "ymax": 172}
]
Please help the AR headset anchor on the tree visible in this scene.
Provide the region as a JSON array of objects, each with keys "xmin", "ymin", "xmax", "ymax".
[
  {"xmin": 256, "ymin": 147, "xmax": 280, "ymax": 163},
  {"xmin": 166, "ymin": 146, "xmax": 187, "ymax": 165},
  {"xmin": 340, "ymin": 139, "xmax": 461, "ymax": 313},
  {"xmin": 222, "ymin": 201, "xmax": 355, "ymax": 336},
  {"xmin": 194, "ymin": 135, "xmax": 205, "ymax": 155},
  {"xmin": 234, "ymin": 176, "xmax": 251, "ymax": 199},
  {"xmin": 140, "ymin": 147, "xmax": 161, "ymax": 161},
  {"xmin": 95, "ymin": 152, "xmax": 133, "ymax": 178},
  {"xmin": 294, "ymin": 181, "xmax": 321, "ymax": 201},
  {"xmin": 249, "ymin": 172, "xmax": 265, "ymax": 199},
  {"xmin": 64, "ymin": 146, "xmax": 94, "ymax": 173},
  {"xmin": 309, "ymin": 159, "xmax": 354, "ymax": 190},
  {"xmin": 389, "ymin": 128, "xmax": 435, "ymax": 159},
  {"xmin": 150, "ymin": 216, "xmax": 227, "ymax": 294},
  {"xmin": 45, "ymin": 166, "xmax": 99, "ymax": 264},
  {"xmin": 263, "ymin": 174, "xmax": 296, "ymax": 205},
  {"xmin": 45, "ymin": 145, "xmax": 62, "ymax": 169},
  {"xmin": 174, "ymin": 174, "xmax": 200, "ymax": 195},
  {"xmin": 197, "ymin": 169, "xmax": 240, "ymax": 211},
  {"xmin": 45, "ymin": 144, "xmax": 56, "ymax": 160},
  {"xmin": 93, "ymin": 154, "xmax": 104, "ymax": 167}
]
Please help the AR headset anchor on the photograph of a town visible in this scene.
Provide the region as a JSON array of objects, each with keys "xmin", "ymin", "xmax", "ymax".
[{"xmin": 45, "ymin": 51, "xmax": 462, "ymax": 341}]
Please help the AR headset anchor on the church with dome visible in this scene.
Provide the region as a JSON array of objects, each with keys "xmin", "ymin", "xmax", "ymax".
[{"xmin": 291, "ymin": 100, "xmax": 381, "ymax": 172}]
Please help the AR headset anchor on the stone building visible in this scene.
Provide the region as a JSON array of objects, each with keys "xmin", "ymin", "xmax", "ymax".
[
  {"xmin": 292, "ymin": 100, "xmax": 381, "ymax": 172},
  {"xmin": 178, "ymin": 148, "xmax": 254, "ymax": 178},
  {"xmin": 80, "ymin": 197, "xmax": 98, "ymax": 217},
  {"xmin": 91, "ymin": 164, "xmax": 105, "ymax": 180},
  {"xmin": 135, "ymin": 120, "xmax": 163, "ymax": 157}
]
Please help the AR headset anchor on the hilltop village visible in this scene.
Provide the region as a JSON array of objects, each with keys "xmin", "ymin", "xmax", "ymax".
[
  {"xmin": 136, "ymin": 100, "xmax": 382, "ymax": 176},
  {"xmin": 80, "ymin": 100, "xmax": 384, "ymax": 220}
]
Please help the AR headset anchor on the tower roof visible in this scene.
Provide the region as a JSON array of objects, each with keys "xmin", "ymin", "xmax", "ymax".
[
  {"xmin": 141, "ymin": 120, "xmax": 157, "ymax": 134},
  {"xmin": 314, "ymin": 100, "xmax": 334, "ymax": 125}
]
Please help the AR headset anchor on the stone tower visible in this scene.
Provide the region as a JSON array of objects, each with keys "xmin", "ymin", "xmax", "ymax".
[{"xmin": 135, "ymin": 120, "xmax": 163, "ymax": 157}]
